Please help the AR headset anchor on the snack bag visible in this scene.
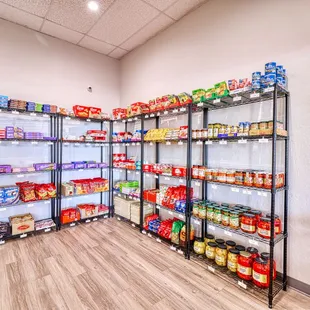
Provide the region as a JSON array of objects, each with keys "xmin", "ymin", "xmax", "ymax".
[
  {"xmin": 192, "ymin": 89, "xmax": 206, "ymax": 103},
  {"xmin": 178, "ymin": 92, "xmax": 192, "ymax": 105},
  {"xmin": 17, "ymin": 182, "xmax": 36, "ymax": 202},
  {"xmin": 214, "ymin": 82, "xmax": 229, "ymax": 98},
  {"xmin": 171, "ymin": 221, "xmax": 184, "ymax": 245},
  {"xmin": 35, "ymin": 184, "xmax": 49, "ymax": 200}
]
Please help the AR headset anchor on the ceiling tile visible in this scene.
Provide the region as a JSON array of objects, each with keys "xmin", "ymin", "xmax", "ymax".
[
  {"xmin": 89, "ymin": 0, "xmax": 159, "ymax": 46},
  {"xmin": 120, "ymin": 14, "xmax": 174, "ymax": 51},
  {"xmin": 109, "ymin": 47, "xmax": 128, "ymax": 59},
  {"xmin": 0, "ymin": 0, "xmax": 51, "ymax": 17},
  {"xmin": 0, "ymin": 2, "xmax": 43, "ymax": 30},
  {"xmin": 142, "ymin": 0, "xmax": 178, "ymax": 11},
  {"xmin": 79, "ymin": 36, "xmax": 115, "ymax": 55},
  {"xmin": 165, "ymin": 0, "xmax": 206, "ymax": 20},
  {"xmin": 41, "ymin": 20, "xmax": 84, "ymax": 44},
  {"xmin": 46, "ymin": 0, "xmax": 114, "ymax": 34}
]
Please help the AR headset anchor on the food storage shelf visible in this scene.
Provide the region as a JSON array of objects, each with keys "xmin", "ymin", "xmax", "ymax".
[
  {"xmin": 0, "ymin": 170, "xmax": 55, "ymax": 176},
  {"xmin": 0, "ymin": 138, "xmax": 56, "ymax": 143},
  {"xmin": 113, "ymin": 191, "xmax": 140, "ymax": 201},
  {"xmin": 195, "ymin": 85, "xmax": 289, "ymax": 112},
  {"xmin": 61, "ymin": 166, "xmax": 109, "ymax": 172},
  {"xmin": 0, "ymin": 198, "xmax": 53, "ymax": 210},
  {"xmin": 60, "ymin": 114, "xmax": 110, "ymax": 123},
  {"xmin": 60, "ymin": 213, "xmax": 109, "ymax": 228},
  {"xmin": 0, "ymin": 107, "xmax": 57, "ymax": 117},
  {"xmin": 112, "ymin": 141, "xmax": 141, "ymax": 145},
  {"xmin": 62, "ymin": 140, "xmax": 109, "ymax": 145},
  {"xmin": 61, "ymin": 190, "xmax": 109, "ymax": 199},
  {"xmin": 192, "ymin": 134, "xmax": 287, "ymax": 143},
  {"xmin": 192, "ymin": 215, "xmax": 286, "ymax": 245},
  {"xmin": 191, "ymin": 253, "xmax": 284, "ymax": 299},
  {"xmin": 145, "ymin": 200, "xmax": 186, "ymax": 219}
]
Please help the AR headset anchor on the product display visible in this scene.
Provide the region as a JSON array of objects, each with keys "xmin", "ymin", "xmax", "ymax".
[
  {"xmin": 62, "ymin": 178, "xmax": 108, "ymax": 196},
  {"xmin": 63, "ymin": 129, "xmax": 107, "ymax": 142},
  {"xmin": 9, "ymin": 213, "xmax": 34, "ymax": 235},
  {"xmin": 113, "ymin": 154, "xmax": 141, "ymax": 170},
  {"xmin": 112, "ymin": 130, "xmax": 147, "ymax": 142},
  {"xmin": 35, "ymin": 219, "xmax": 55, "ymax": 231}
]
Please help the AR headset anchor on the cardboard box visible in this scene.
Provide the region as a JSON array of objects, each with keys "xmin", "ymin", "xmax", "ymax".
[{"xmin": 9, "ymin": 213, "xmax": 34, "ymax": 235}]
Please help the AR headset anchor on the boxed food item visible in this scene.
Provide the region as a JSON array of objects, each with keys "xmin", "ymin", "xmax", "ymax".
[
  {"xmin": 129, "ymin": 102, "xmax": 149, "ymax": 116},
  {"xmin": 0, "ymin": 186, "xmax": 19, "ymax": 206},
  {"xmin": 33, "ymin": 163, "xmax": 56, "ymax": 171},
  {"xmin": 17, "ymin": 182, "xmax": 36, "ymax": 202},
  {"xmin": 113, "ymin": 108, "xmax": 127, "ymax": 120},
  {"xmin": 172, "ymin": 166, "xmax": 187, "ymax": 177},
  {"xmin": 9, "ymin": 213, "xmax": 34, "ymax": 235},
  {"xmin": 178, "ymin": 92, "xmax": 192, "ymax": 105},
  {"xmin": 35, "ymin": 218, "xmax": 55, "ymax": 231},
  {"xmin": 89, "ymin": 107, "xmax": 102, "ymax": 119},
  {"xmin": 35, "ymin": 183, "xmax": 56, "ymax": 200},
  {"xmin": 61, "ymin": 182, "xmax": 74, "ymax": 196},
  {"xmin": 73, "ymin": 105, "xmax": 90, "ymax": 118},
  {"xmin": 60, "ymin": 208, "xmax": 80, "ymax": 224},
  {"xmin": 192, "ymin": 89, "xmax": 206, "ymax": 103},
  {"xmin": 214, "ymin": 81, "xmax": 229, "ymax": 98},
  {"xmin": 59, "ymin": 163, "xmax": 75, "ymax": 170},
  {"xmin": 179, "ymin": 126, "xmax": 188, "ymax": 139},
  {"xmin": 98, "ymin": 204, "xmax": 109, "ymax": 215},
  {"xmin": 77, "ymin": 204, "xmax": 98, "ymax": 219},
  {"xmin": 0, "ymin": 165, "xmax": 12, "ymax": 174},
  {"xmin": 6, "ymin": 127, "xmax": 24, "ymax": 139}
]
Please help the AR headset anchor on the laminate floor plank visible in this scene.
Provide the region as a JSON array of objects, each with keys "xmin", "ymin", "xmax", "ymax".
[{"xmin": 0, "ymin": 218, "xmax": 308, "ymax": 310}]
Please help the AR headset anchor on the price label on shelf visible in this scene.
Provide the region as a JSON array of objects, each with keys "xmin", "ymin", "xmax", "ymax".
[
  {"xmin": 195, "ymin": 181, "xmax": 201, "ymax": 187},
  {"xmin": 103, "ymin": 215, "xmax": 108, "ymax": 219},
  {"xmin": 172, "ymin": 109, "xmax": 178, "ymax": 113},
  {"xmin": 213, "ymin": 99, "xmax": 221, "ymax": 104},
  {"xmin": 125, "ymin": 143, "xmax": 129, "ymax": 146},
  {"xmin": 46, "ymin": 142, "xmax": 53, "ymax": 146},
  {"xmin": 177, "ymin": 249, "xmax": 184, "ymax": 255},
  {"xmin": 208, "ymin": 225, "xmax": 215, "ymax": 231},
  {"xmin": 194, "ymin": 219, "xmax": 200, "ymax": 225},
  {"xmin": 150, "ymin": 113, "xmax": 155, "ymax": 117},
  {"xmin": 43, "ymin": 114, "xmax": 49, "ymax": 118},
  {"xmin": 196, "ymin": 141, "xmax": 203, "ymax": 145},
  {"xmin": 205, "ymin": 140, "xmax": 213, "ymax": 145},
  {"xmin": 242, "ymin": 189, "xmax": 252, "ymax": 195},
  {"xmin": 258, "ymin": 191, "xmax": 268, "ymax": 197},
  {"xmin": 44, "ymin": 201, "xmax": 50, "ymax": 204},
  {"xmin": 0, "ymin": 240, "xmax": 5, "ymax": 245},
  {"xmin": 250, "ymin": 93, "xmax": 260, "ymax": 99},
  {"xmin": 154, "ymin": 175, "xmax": 159, "ymax": 179},
  {"xmin": 164, "ymin": 177, "xmax": 170, "ymax": 181},
  {"xmin": 238, "ymin": 281, "xmax": 247, "ymax": 290},
  {"xmin": 179, "ymin": 179, "xmax": 183, "ymax": 183},
  {"xmin": 127, "ymin": 118, "xmax": 132, "ymax": 122},
  {"xmin": 178, "ymin": 214, "xmax": 184, "ymax": 219},
  {"xmin": 0, "ymin": 208, "xmax": 7, "ymax": 212},
  {"xmin": 208, "ymin": 266, "xmax": 215, "ymax": 273},
  {"xmin": 12, "ymin": 141, "xmax": 19, "ymax": 145},
  {"xmin": 164, "ymin": 111, "xmax": 168, "ymax": 115},
  {"xmin": 74, "ymin": 143, "xmax": 80, "ymax": 146},
  {"xmin": 27, "ymin": 204, "xmax": 34, "ymax": 208},
  {"xmin": 249, "ymin": 239, "xmax": 259, "ymax": 246},
  {"xmin": 224, "ymin": 230, "xmax": 232, "ymax": 237},
  {"xmin": 156, "ymin": 238, "xmax": 161, "ymax": 243},
  {"xmin": 142, "ymin": 230, "xmax": 147, "ymax": 235},
  {"xmin": 211, "ymin": 184, "xmax": 217, "ymax": 189},
  {"xmin": 146, "ymin": 174, "xmax": 150, "ymax": 178},
  {"xmin": 156, "ymin": 205, "xmax": 160, "ymax": 210},
  {"xmin": 136, "ymin": 142, "xmax": 140, "ymax": 146},
  {"xmin": 197, "ymin": 102, "xmax": 203, "ymax": 107},
  {"xmin": 178, "ymin": 141, "xmax": 183, "ymax": 145},
  {"xmin": 95, "ymin": 143, "xmax": 100, "ymax": 147},
  {"xmin": 238, "ymin": 139, "xmax": 247, "ymax": 144},
  {"xmin": 136, "ymin": 172, "xmax": 139, "ymax": 175},
  {"xmin": 30, "ymin": 113, "xmax": 37, "ymax": 117},
  {"xmin": 31, "ymin": 141, "xmax": 38, "ymax": 145},
  {"xmin": 149, "ymin": 142, "xmax": 153, "ymax": 146},
  {"xmin": 93, "ymin": 218, "xmax": 98, "ymax": 222},
  {"xmin": 118, "ymin": 194, "xmax": 121, "ymax": 197},
  {"xmin": 166, "ymin": 141, "xmax": 171, "ymax": 145},
  {"xmin": 122, "ymin": 119, "xmax": 126, "ymax": 123},
  {"xmin": 117, "ymin": 217, "xmax": 121, "ymax": 221},
  {"xmin": 145, "ymin": 115, "xmax": 149, "ymax": 119},
  {"xmin": 168, "ymin": 211, "xmax": 173, "ymax": 215},
  {"xmin": 78, "ymin": 169, "xmax": 84, "ymax": 172},
  {"xmin": 180, "ymin": 107, "xmax": 186, "ymax": 112},
  {"xmin": 132, "ymin": 143, "xmax": 136, "ymax": 146},
  {"xmin": 65, "ymin": 116, "xmax": 71, "ymax": 120},
  {"xmin": 17, "ymin": 174, "xmax": 24, "ymax": 178},
  {"xmin": 231, "ymin": 187, "xmax": 240, "ymax": 193},
  {"xmin": 20, "ymin": 233, "xmax": 27, "ymax": 239},
  {"xmin": 131, "ymin": 223, "xmax": 136, "ymax": 228},
  {"xmin": 86, "ymin": 118, "xmax": 92, "ymax": 122},
  {"xmin": 170, "ymin": 245, "xmax": 176, "ymax": 251},
  {"xmin": 86, "ymin": 143, "xmax": 91, "ymax": 147},
  {"xmin": 12, "ymin": 110, "xmax": 19, "ymax": 115},
  {"xmin": 259, "ymin": 138, "xmax": 269, "ymax": 143},
  {"xmin": 233, "ymin": 96, "xmax": 242, "ymax": 102},
  {"xmin": 128, "ymin": 171, "xmax": 131, "ymax": 174},
  {"xmin": 44, "ymin": 228, "xmax": 51, "ymax": 233},
  {"xmin": 134, "ymin": 117, "xmax": 138, "ymax": 121},
  {"xmin": 85, "ymin": 219, "xmax": 91, "ymax": 223},
  {"xmin": 64, "ymin": 142, "xmax": 69, "ymax": 146},
  {"xmin": 264, "ymin": 87, "xmax": 274, "ymax": 93},
  {"xmin": 219, "ymin": 140, "xmax": 227, "ymax": 145},
  {"xmin": 70, "ymin": 223, "xmax": 76, "ymax": 227}
]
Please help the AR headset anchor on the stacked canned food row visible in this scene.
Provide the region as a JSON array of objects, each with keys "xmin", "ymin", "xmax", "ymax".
[
  {"xmin": 192, "ymin": 201, "xmax": 282, "ymax": 239},
  {"xmin": 192, "ymin": 167, "xmax": 285, "ymax": 189},
  {"xmin": 193, "ymin": 235, "xmax": 276, "ymax": 288}
]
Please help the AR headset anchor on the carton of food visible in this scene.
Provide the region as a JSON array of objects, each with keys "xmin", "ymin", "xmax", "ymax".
[{"xmin": 9, "ymin": 213, "xmax": 34, "ymax": 235}]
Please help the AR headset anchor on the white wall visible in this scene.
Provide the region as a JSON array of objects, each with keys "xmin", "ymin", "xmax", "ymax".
[
  {"xmin": 121, "ymin": 0, "xmax": 310, "ymax": 286},
  {"xmin": 0, "ymin": 19, "xmax": 120, "ymax": 111}
]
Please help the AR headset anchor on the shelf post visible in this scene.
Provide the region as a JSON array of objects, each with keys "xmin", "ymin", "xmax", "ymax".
[
  {"xmin": 110, "ymin": 121, "xmax": 114, "ymax": 217},
  {"xmin": 139, "ymin": 116, "xmax": 144, "ymax": 232}
]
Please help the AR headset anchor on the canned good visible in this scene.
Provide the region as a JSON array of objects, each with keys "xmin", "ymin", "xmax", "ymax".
[
  {"xmin": 207, "ymin": 124, "xmax": 214, "ymax": 139},
  {"xmin": 213, "ymin": 123, "xmax": 221, "ymax": 138}
]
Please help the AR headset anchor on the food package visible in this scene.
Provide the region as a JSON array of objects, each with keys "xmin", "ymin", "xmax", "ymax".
[
  {"xmin": 129, "ymin": 102, "xmax": 149, "ymax": 116},
  {"xmin": 0, "ymin": 186, "xmax": 19, "ymax": 206},
  {"xmin": 60, "ymin": 208, "xmax": 80, "ymax": 224},
  {"xmin": 73, "ymin": 105, "xmax": 90, "ymax": 118},
  {"xmin": 33, "ymin": 163, "xmax": 56, "ymax": 171},
  {"xmin": 178, "ymin": 92, "xmax": 192, "ymax": 105},
  {"xmin": 35, "ymin": 183, "xmax": 56, "ymax": 200},
  {"xmin": 98, "ymin": 204, "xmax": 109, "ymax": 215},
  {"xmin": 61, "ymin": 182, "xmax": 74, "ymax": 196},
  {"xmin": 77, "ymin": 204, "xmax": 98, "ymax": 219},
  {"xmin": 17, "ymin": 182, "xmax": 36, "ymax": 202},
  {"xmin": 179, "ymin": 224, "xmax": 195, "ymax": 247},
  {"xmin": 178, "ymin": 126, "xmax": 188, "ymax": 139},
  {"xmin": 35, "ymin": 218, "xmax": 55, "ymax": 231},
  {"xmin": 172, "ymin": 166, "xmax": 187, "ymax": 177},
  {"xmin": 0, "ymin": 165, "xmax": 12, "ymax": 174},
  {"xmin": 171, "ymin": 221, "xmax": 184, "ymax": 245},
  {"xmin": 214, "ymin": 81, "xmax": 229, "ymax": 98},
  {"xmin": 89, "ymin": 107, "xmax": 101, "ymax": 119},
  {"xmin": 158, "ymin": 219, "xmax": 174, "ymax": 240},
  {"xmin": 113, "ymin": 108, "xmax": 127, "ymax": 120},
  {"xmin": 192, "ymin": 89, "xmax": 206, "ymax": 103},
  {"xmin": 9, "ymin": 213, "xmax": 34, "ymax": 235},
  {"xmin": 143, "ymin": 214, "xmax": 159, "ymax": 230},
  {"xmin": 5, "ymin": 126, "xmax": 24, "ymax": 139}
]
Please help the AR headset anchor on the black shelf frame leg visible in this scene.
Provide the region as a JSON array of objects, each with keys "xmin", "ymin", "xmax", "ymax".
[
  {"xmin": 109, "ymin": 121, "xmax": 113, "ymax": 217},
  {"xmin": 139, "ymin": 116, "xmax": 144, "ymax": 231}
]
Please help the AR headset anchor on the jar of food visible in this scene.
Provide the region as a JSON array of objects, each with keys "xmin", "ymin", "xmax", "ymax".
[
  {"xmin": 202, "ymin": 129, "xmax": 208, "ymax": 139},
  {"xmin": 244, "ymin": 122, "xmax": 251, "ymax": 134},
  {"xmin": 244, "ymin": 171, "xmax": 254, "ymax": 187},
  {"xmin": 257, "ymin": 217, "xmax": 274, "ymax": 239},
  {"xmin": 264, "ymin": 173, "xmax": 272, "ymax": 189},
  {"xmin": 192, "ymin": 202, "xmax": 199, "ymax": 217},
  {"xmin": 207, "ymin": 205, "xmax": 214, "ymax": 221},
  {"xmin": 261, "ymin": 252, "xmax": 277, "ymax": 280},
  {"xmin": 218, "ymin": 169, "xmax": 227, "ymax": 183},
  {"xmin": 206, "ymin": 241, "xmax": 217, "ymax": 259},
  {"xmin": 194, "ymin": 238, "xmax": 206, "ymax": 255},
  {"xmin": 212, "ymin": 169, "xmax": 219, "ymax": 182},
  {"xmin": 235, "ymin": 204, "xmax": 244, "ymax": 209},
  {"xmin": 266, "ymin": 213, "xmax": 282, "ymax": 234},
  {"xmin": 250, "ymin": 122, "xmax": 259, "ymax": 130},
  {"xmin": 225, "ymin": 125, "xmax": 232, "ymax": 136},
  {"xmin": 213, "ymin": 207, "xmax": 222, "ymax": 224},
  {"xmin": 192, "ymin": 130, "xmax": 197, "ymax": 139},
  {"xmin": 226, "ymin": 240, "xmax": 236, "ymax": 251},
  {"xmin": 237, "ymin": 251, "xmax": 253, "ymax": 281},
  {"xmin": 221, "ymin": 203, "xmax": 229, "ymax": 208},
  {"xmin": 219, "ymin": 124, "xmax": 226, "ymax": 136},
  {"xmin": 206, "ymin": 169, "xmax": 213, "ymax": 181},
  {"xmin": 242, "ymin": 206, "xmax": 251, "ymax": 212},
  {"xmin": 227, "ymin": 248, "xmax": 240, "ymax": 273},
  {"xmin": 221, "ymin": 209, "xmax": 230, "ymax": 226},
  {"xmin": 231, "ymin": 125, "xmax": 238, "ymax": 136},
  {"xmin": 241, "ymin": 213, "xmax": 257, "ymax": 234},
  {"xmin": 213, "ymin": 123, "xmax": 221, "ymax": 138},
  {"xmin": 198, "ymin": 166, "xmax": 206, "ymax": 180},
  {"xmin": 238, "ymin": 122, "xmax": 244, "ymax": 134},
  {"xmin": 252, "ymin": 257, "xmax": 270, "ymax": 288},
  {"xmin": 250, "ymin": 210, "xmax": 262, "ymax": 223},
  {"xmin": 254, "ymin": 171, "xmax": 265, "ymax": 188},
  {"xmin": 215, "ymin": 244, "xmax": 228, "ymax": 266},
  {"xmin": 207, "ymin": 125, "xmax": 214, "ymax": 139},
  {"xmin": 235, "ymin": 171, "xmax": 244, "ymax": 185},
  {"xmin": 247, "ymin": 247, "xmax": 259, "ymax": 259},
  {"xmin": 196, "ymin": 130, "xmax": 202, "ymax": 139},
  {"xmin": 235, "ymin": 245, "xmax": 246, "ymax": 252},
  {"xmin": 226, "ymin": 170, "xmax": 236, "ymax": 184},
  {"xmin": 192, "ymin": 165, "xmax": 199, "ymax": 179},
  {"xmin": 229, "ymin": 211, "xmax": 240, "ymax": 230},
  {"xmin": 204, "ymin": 234, "xmax": 215, "ymax": 245},
  {"xmin": 198, "ymin": 204, "xmax": 207, "ymax": 219},
  {"xmin": 215, "ymin": 238, "xmax": 225, "ymax": 245}
]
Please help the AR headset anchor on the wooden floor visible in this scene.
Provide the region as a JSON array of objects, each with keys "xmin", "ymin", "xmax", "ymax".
[{"xmin": 0, "ymin": 219, "xmax": 309, "ymax": 310}]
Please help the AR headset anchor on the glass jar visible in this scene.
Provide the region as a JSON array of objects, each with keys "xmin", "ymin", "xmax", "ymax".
[
  {"xmin": 192, "ymin": 165, "xmax": 199, "ymax": 179},
  {"xmin": 204, "ymin": 234, "xmax": 215, "ymax": 245},
  {"xmin": 242, "ymin": 206, "xmax": 251, "ymax": 212},
  {"xmin": 221, "ymin": 203, "xmax": 230, "ymax": 208},
  {"xmin": 266, "ymin": 213, "xmax": 282, "ymax": 234},
  {"xmin": 218, "ymin": 169, "xmax": 227, "ymax": 183},
  {"xmin": 215, "ymin": 238, "xmax": 225, "ymax": 245},
  {"xmin": 237, "ymin": 251, "xmax": 253, "ymax": 281},
  {"xmin": 215, "ymin": 244, "xmax": 227, "ymax": 267},
  {"xmin": 227, "ymin": 248, "xmax": 240, "ymax": 273},
  {"xmin": 213, "ymin": 207, "xmax": 222, "ymax": 224},
  {"xmin": 229, "ymin": 211, "xmax": 240, "ymax": 230},
  {"xmin": 212, "ymin": 169, "xmax": 219, "ymax": 182},
  {"xmin": 198, "ymin": 166, "xmax": 206, "ymax": 180},
  {"xmin": 247, "ymin": 247, "xmax": 259, "ymax": 260},
  {"xmin": 221, "ymin": 209, "xmax": 230, "ymax": 226},
  {"xmin": 261, "ymin": 252, "xmax": 277, "ymax": 280},
  {"xmin": 235, "ymin": 245, "xmax": 246, "ymax": 252},
  {"xmin": 202, "ymin": 129, "xmax": 208, "ymax": 139},
  {"xmin": 252, "ymin": 257, "xmax": 270, "ymax": 288},
  {"xmin": 257, "ymin": 217, "xmax": 273, "ymax": 239},
  {"xmin": 196, "ymin": 130, "xmax": 202, "ymax": 139},
  {"xmin": 244, "ymin": 171, "xmax": 254, "ymax": 187},
  {"xmin": 198, "ymin": 204, "xmax": 207, "ymax": 219},
  {"xmin": 241, "ymin": 213, "xmax": 257, "ymax": 234},
  {"xmin": 207, "ymin": 205, "xmax": 214, "ymax": 221},
  {"xmin": 194, "ymin": 238, "xmax": 206, "ymax": 255},
  {"xmin": 250, "ymin": 210, "xmax": 262, "ymax": 223},
  {"xmin": 235, "ymin": 171, "xmax": 244, "ymax": 185},
  {"xmin": 207, "ymin": 125, "xmax": 214, "ymax": 139},
  {"xmin": 206, "ymin": 241, "xmax": 217, "ymax": 260},
  {"xmin": 206, "ymin": 169, "xmax": 213, "ymax": 181},
  {"xmin": 226, "ymin": 240, "xmax": 236, "ymax": 251},
  {"xmin": 226, "ymin": 170, "xmax": 236, "ymax": 184},
  {"xmin": 192, "ymin": 202, "xmax": 199, "ymax": 217},
  {"xmin": 254, "ymin": 171, "xmax": 265, "ymax": 188}
]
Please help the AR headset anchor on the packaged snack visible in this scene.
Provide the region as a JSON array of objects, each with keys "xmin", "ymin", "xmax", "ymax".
[
  {"xmin": 89, "ymin": 107, "xmax": 102, "ymax": 119},
  {"xmin": 214, "ymin": 82, "xmax": 229, "ymax": 98},
  {"xmin": 171, "ymin": 221, "xmax": 184, "ymax": 245},
  {"xmin": 77, "ymin": 204, "xmax": 98, "ymax": 219},
  {"xmin": 179, "ymin": 126, "xmax": 188, "ymax": 139},
  {"xmin": 192, "ymin": 89, "xmax": 206, "ymax": 103},
  {"xmin": 205, "ymin": 88, "xmax": 215, "ymax": 100},
  {"xmin": 17, "ymin": 182, "xmax": 36, "ymax": 202},
  {"xmin": 60, "ymin": 208, "xmax": 80, "ymax": 224},
  {"xmin": 0, "ymin": 165, "xmax": 12, "ymax": 174},
  {"xmin": 33, "ymin": 163, "xmax": 56, "ymax": 171},
  {"xmin": 227, "ymin": 79, "xmax": 239, "ymax": 91},
  {"xmin": 262, "ymin": 74, "xmax": 276, "ymax": 88},
  {"xmin": 73, "ymin": 105, "xmax": 90, "ymax": 118},
  {"xmin": 252, "ymin": 72, "xmax": 261, "ymax": 80},
  {"xmin": 265, "ymin": 62, "xmax": 277, "ymax": 74},
  {"xmin": 178, "ymin": 92, "xmax": 192, "ymax": 105},
  {"xmin": 10, "ymin": 213, "xmax": 34, "ymax": 235}
]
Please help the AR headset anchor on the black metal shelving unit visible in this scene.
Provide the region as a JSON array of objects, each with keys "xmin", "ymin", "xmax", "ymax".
[
  {"xmin": 57, "ymin": 115, "xmax": 111, "ymax": 229},
  {"xmin": 0, "ymin": 108, "xmax": 58, "ymax": 242}
]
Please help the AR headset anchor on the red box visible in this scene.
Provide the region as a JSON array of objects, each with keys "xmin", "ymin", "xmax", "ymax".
[
  {"xmin": 113, "ymin": 108, "xmax": 127, "ymax": 120},
  {"xmin": 172, "ymin": 166, "xmax": 187, "ymax": 177},
  {"xmin": 89, "ymin": 107, "xmax": 102, "ymax": 119},
  {"xmin": 143, "ymin": 164, "xmax": 152, "ymax": 172},
  {"xmin": 73, "ymin": 105, "xmax": 90, "ymax": 118}
]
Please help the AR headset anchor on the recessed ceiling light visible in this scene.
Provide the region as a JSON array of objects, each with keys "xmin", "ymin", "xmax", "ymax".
[{"xmin": 88, "ymin": 1, "xmax": 99, "ymax": 11}]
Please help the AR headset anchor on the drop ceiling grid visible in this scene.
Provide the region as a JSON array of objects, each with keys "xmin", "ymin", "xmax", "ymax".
[{"xmin": 0, "ymin": 0, "xmax": 208, "ymax": 58}]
